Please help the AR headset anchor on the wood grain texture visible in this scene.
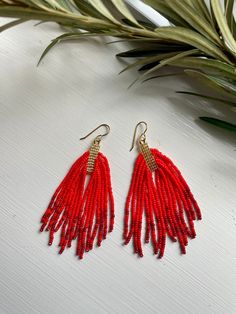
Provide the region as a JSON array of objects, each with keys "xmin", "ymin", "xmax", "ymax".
[{"xmin": 0, "ymin": 19, "xmax": 236, "ymax": 314}]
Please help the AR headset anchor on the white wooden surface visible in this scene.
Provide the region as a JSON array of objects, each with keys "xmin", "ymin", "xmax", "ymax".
[{"xmin": 0, "ymin": 19, "xmax": 236, "ymax": 314}]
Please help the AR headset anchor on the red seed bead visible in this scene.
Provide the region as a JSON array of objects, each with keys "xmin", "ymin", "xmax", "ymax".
[
  {"xmin": 39, "ymin": 150, "xmax": 114, "ymax": 260},
  {"xmin": 123, "ymin": 148, "xmax": 201, "ymax": 259}
]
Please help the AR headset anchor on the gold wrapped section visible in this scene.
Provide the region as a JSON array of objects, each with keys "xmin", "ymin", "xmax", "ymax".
[
  {"xmin": 80, "ymin": 124, "xmax": 109, "ymax": 174},
  {"xmin": 87, "ymin": 140, "xmax": 100, "ymax": 174},
  {"xmin": 140, "ymin": 141, "xmax": 158, "ymax": 172}
]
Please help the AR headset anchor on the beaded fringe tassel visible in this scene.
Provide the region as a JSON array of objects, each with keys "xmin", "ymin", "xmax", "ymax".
[
  {"xmin": 40, "ymin": 148, "xmax": 114, "ymax": 259},
  {"xmin": 124, "ymin": 148, "xmax": 201, "ymax": 258}
]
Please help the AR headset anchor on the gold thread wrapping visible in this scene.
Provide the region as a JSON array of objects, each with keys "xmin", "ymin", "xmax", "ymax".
[
  {"xmin": 87, "ymin": 141, "xmax": 100, "ymax": 174},
  {"xmin": 140, "ymin": 141, "xmax": 158, "ymax": 172}
]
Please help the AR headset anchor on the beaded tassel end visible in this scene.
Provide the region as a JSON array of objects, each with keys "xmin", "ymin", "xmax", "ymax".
[
  {"xmin": 40, "ymin": 130, "xmax": 114, "ymax": 259},
  {"xmin": 124, "ymin": 123, "xmax": 201, "ymax": 258}
]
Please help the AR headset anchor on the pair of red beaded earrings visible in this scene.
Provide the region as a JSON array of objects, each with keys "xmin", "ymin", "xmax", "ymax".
[{"xmin": 40, "ymin": 122, "xmax": 201, "ymax": 259}]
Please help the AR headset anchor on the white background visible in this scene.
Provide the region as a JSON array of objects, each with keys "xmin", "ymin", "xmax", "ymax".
[{"xmin": 0, "ymin": 19, "xmax": 236, "ymax": 314}]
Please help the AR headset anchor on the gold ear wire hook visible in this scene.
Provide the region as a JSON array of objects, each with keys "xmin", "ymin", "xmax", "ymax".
[
  {"xmin": 80, "ymin": 124, "xmax": 110, "ymax": 142},
  {"xmin": 130, "ymin": 121, "xmax": 147, "ymax": 151},
  {"xmin": 80, "ymin": 124, "xmax": 110, "ymax": 174}
]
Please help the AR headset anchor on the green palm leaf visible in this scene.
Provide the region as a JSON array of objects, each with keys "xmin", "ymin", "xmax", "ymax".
[
  {"xmin": 200, "ymin": 117, "xmax": 236, "ymax": 132},
  {"xmin": 0, "ymin": 0, "xmax": 236, "ymax": 132}
]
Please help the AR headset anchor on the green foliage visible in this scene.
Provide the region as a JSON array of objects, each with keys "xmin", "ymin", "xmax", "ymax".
[
  {"xmin": 200, "ymin": 117, "xmax": 236, "ymax": 132},
  {"xmin": 0, "ymin": 0, "xmax": 236, "ymax": 131}
]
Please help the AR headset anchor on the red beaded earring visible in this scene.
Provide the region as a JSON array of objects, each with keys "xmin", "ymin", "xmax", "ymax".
[
  {"xmin": 123, "ymin": 122, "xmax": 202, "ymax": 258},
  {"xmin": 40, "ymin": 124, "xmax": 114, "ymax": 259}
]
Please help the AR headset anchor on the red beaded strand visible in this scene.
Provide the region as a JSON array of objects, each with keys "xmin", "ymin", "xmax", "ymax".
[
  {"xmin": 124, "ymin": 148, "xmax": 201, "ymax": 258},
  {"xmin": 40, "ymin": 151, "xmax": 114, "ymax": 259}
]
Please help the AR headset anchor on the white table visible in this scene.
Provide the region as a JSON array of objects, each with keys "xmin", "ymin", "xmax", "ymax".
[{"xmin": 0, "ymin": 19, "xmax": 235, "ymax": 314}]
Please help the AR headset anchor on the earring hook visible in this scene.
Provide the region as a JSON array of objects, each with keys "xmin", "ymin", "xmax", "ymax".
[
  {"xmin": 80, "ymin": 124, "xmax": 110, "ymax": 143},
  {"xmin": 130, "ymin": 121, "xmax": 147, "ymax": 151}
]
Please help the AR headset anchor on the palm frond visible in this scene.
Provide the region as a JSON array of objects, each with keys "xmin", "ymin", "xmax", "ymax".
[
  {"xmin": 200, "ymin": 117, "xmax": 236, "ymax": 132},
  {"xmin": 0, "ymin": 0, "xmax": 236, "ymax": 131}
]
